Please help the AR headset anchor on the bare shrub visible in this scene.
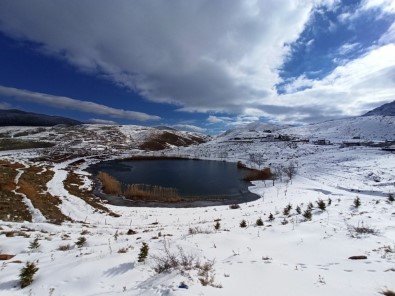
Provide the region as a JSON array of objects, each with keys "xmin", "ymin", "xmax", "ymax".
[
  {"xmin": 197, "ymin": 260, "xmax": 216, "ymax": 286},
  {"xmin": 283, "ymin": 161, "xmax": 297, "ymax": 183},
  {"xmin": 249, "ymin": 153, "xmax": 264, "ymax": 169},
  {"xmin": 80, "ymin": 229, "xmax": 89, "ymax": 235},
  {"xmin": 57, "ymin": 244, "xmax": 71, "ymax": 251},
  {"xmin": 229, "ymin": 204, "xmax": 240, "ymax": 209},
  {"xmin": 281, "ymin": 218, "xmax": 289, "ymax": 225},
  {"xmin": 97, "ymin": 172, "xmax": 121, "ymax": 195},
  {"xmin": 118, "ymin": 247, "xmax": 129, "ymax": 253},
  {"xmin": 188, "ymin": 227, "xmax": 212, "ymax": 235},
  {"xmin": 347, "ymin": 221, "xmax": 379, "ymax": 238},
  {"xmin": 152, "ymin": 243, "xmax": 219, "ymax": 287}
]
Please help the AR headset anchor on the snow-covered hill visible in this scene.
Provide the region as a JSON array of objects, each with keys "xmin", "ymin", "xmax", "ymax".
[
  {"xmin": 0, "ymin": 124, "xmax": 209, "ymax": 155},
  {"xmin": 0, "ymin": 109, "xmax": 82, "ymax": 126},
  {"xmin": 282, "ymin": 116, "xmax": 395, "ymax": 143},
  {"xmin": 363, "ymin": 100, "xmax": 395, "ymax": 116},
  {"xmin": 218, "ymin": 122, "xmax": 290, "ymax": 140}
]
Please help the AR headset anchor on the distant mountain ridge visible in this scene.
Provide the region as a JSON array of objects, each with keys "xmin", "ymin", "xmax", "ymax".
[
  {"xmin": 363, "ymin": 100, "xmax": 395, "ymax": 116},
  {"xmin": 0, "ymin": 109, "xmax": 82, "ymax": 126},
  {"xmin": 218, "ymin": 121, "xmax": 290, "ymax": 139}
]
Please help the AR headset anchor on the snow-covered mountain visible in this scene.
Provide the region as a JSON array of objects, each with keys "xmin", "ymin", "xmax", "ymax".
[
  {"xmin": 217, "ymin": 116, "xmax": 395, "ymax": 144},
  {"xmin": 0, "ymin": 109, "xmax": 82, "ymax": 126},
  {"xmin": 363, "ymin": 100, "xmax": 395, "ymax": 116},
  {"xmin": 218, "ymin": 122, "xmax": 290, "ymax": 139},
  {"xmin": 282, "ymin": 116, "xmax": 395, "ymax": 142}
]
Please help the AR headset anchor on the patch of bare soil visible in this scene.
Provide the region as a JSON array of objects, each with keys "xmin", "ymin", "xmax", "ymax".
[
  {"xmin": 0, "ymin": 161, "xmax": 32, "ymax": 222},
  {"xmin": 140, "ymin": 131, "xmax": 205, "ymax": 151}
]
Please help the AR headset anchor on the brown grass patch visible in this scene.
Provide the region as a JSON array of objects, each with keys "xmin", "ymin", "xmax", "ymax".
[
  {"xmin": 17, "ymin": 166, "xmax": 70, "ymax": 224},
  {"xmin": 0, "ymin": 161, "xmax": 32, "ymax": 222},
  {"xmin": 97, "ymin": 172, "xmax": 122, "ymax": 195},
  {"xmin": 243, "ymin": 167, "xmax": 272, "ymax": 181}
]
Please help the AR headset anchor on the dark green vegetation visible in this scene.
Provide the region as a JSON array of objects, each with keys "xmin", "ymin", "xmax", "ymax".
[
  {"xmin": 0, "ymin": 139, "xmax": 55, "ymax": 151},
  {"xmin": 138, "ymin": 242, "xmax": 149, "ymax": 262},
  {"xmin": 19, "ymin": 261, "xmax": 39, "ymax": 288}
]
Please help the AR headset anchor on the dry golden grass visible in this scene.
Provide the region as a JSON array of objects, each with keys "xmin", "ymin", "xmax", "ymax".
[
  {"xmin": 124, "ymin": 184, "xmax": 181, "ymax": 202},
  {"xmin": 17, "ymin": 165, "xmax": 70, "ymax": 224},
  {"xmin": 97, "ymin": 171, "xmax": 122, "ymax": 195}
]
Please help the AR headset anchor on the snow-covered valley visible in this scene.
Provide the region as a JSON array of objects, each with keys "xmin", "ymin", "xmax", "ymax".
[{"xmin": 0, "ymin": 117, "xmax": 394, "ymax": 296}]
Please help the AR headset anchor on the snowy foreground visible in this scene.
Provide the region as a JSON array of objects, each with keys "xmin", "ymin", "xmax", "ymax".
[{"xmin": 1, "ymin": 125, "xmax": 395, "ymax": 295}]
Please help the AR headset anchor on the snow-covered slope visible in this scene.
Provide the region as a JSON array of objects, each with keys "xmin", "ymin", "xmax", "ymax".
[
  {"xmin": 282, "ymin": 116, "xmax": 395, "ymax": 142},
  {"xmin": 363, "ymin": 100, "xmax": 395, "ymax": 116},
  {"xmin": 1, "ymin": 115, "xmax": 395, "ymax": 296},
  {"xmin": 218, "ymin": 122, "xmax": 290, "ymax": 140}
]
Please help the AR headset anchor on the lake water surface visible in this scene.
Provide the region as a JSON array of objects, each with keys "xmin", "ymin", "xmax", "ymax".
[{"xmin": 89, "ymin": 159, "xmax": 260, "ymax": 207}]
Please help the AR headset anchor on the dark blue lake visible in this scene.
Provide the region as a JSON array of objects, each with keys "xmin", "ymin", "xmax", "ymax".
[{"xmin": 89, "ymin": 159, "xmax": 259, "ymax": 207}]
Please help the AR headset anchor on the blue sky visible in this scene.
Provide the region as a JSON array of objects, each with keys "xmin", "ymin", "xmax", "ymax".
[{"xmin": 0, "ymin": 0, "xmax": 394, "ymax": 134}]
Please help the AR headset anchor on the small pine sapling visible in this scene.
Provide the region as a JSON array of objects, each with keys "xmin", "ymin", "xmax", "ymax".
[
  {"xmin": 307, "ymin": 202, "xmax": 314, "ymax": 210},
  {"xmin": 268, "ymin": 213, "xmax": 275, "ymax": 221},
  {"xmin": 28, "ymin": 236, "xmax": 40, "ymax": 251},
  {"xmin": 328, "ymin": 198, "xmax": 332, "ymax": 206},
  {"xmin": 75, "ymin": 236, "xmax": 87, "ymax": 248},
  {"xmin": 138, "ymin": 242, "xmax": 149, "ymax": 263},
  {"xmin": 296, "ymin": 205, "xmax": 301, "ymax": 215},
  {"xmin": 114, "ymin": 230, "xmax": 119, "ymax": 241},
  {"xmin": 239, "ymin": 219, "xmax": 247, "ymax": 228},
  {"xmin": 256, "ymin": 217, "xmax": 264, "ymax": 226},
  {"xmin": 281, "ymin": 218, "xmax": 289, "ymax": 225},
  {"xmin": 303, "ymin": 209, "xmax": 312, "ymax": 221},
  {"xmin": 316, "ymin": 199, "xmax": 326, "ymax": 211},
  {"xmin": 354, "ymin": 197, "xmax": 361, "ymax": 208},
  {"xmin": 388, "ymin": 193, "xmax": 394, "ymax": 202},
  {"xmin": 283, "ymin": 204, "xmax": 292, "ymax": 216},
  {"xmin": 19, "ymin": 261, "xmax": 39, "ymax": 288},
  {"xmin": 214, "ymin": 221, "xmax": 220, "ymax": 230}
]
